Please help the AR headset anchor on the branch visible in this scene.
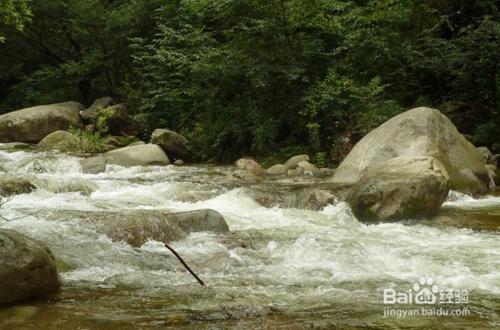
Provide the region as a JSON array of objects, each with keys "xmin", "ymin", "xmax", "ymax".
[
  {"xmin": 164, "ymin": 243, "xmax": 206, "ymax": 286},
  {"xmin": 0, "ymin": 197, "xmax": 47, "ymax": 222}
]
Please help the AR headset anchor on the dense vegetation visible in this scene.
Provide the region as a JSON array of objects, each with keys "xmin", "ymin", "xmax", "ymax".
[{"xmin": 0, "ymin": 0, "xmax": 498, "ymax": 162}]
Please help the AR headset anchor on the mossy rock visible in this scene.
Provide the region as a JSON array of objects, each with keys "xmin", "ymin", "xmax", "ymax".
[
  {"xmin": 0, "ymin": 177, "xmax": 36, "ymax": 196},
  {"xmin": 38, "ymin": 130, "xmax": 81, "ymax": 153},
  {"xmin": 39, "ymin": 130, "xmax": 107, "ymax": 154}
]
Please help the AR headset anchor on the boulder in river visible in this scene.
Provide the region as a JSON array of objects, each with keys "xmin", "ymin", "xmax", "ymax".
[
  {"xmin": 346, "ymin": 156, "xmax": 450, "ymax": 222},
  {"xmin": 103, "ymin": 144, "xmax": 170, "ymax": 167},
  {"xmin": 0, "ymin": 102, "xmax": 84, "ymax": 143},
  {"xmin": 284, "ymin": 154, "xmax": 310, "ymax": 169},
  {"xmin": 38, "ymin": 130, "xmax": 81, "ymax": 153},
  {"xmin": 332, "ymin": 107, "xmax": 490, "ymax": 194},
  {"xmin": 34, "ymin": 209, "xmax": 229, "ymax": 247},
  {"xmin": 297, "ymin": 161, "xmax": 319, "ymax": 176},
  {"xmin": 0, "ymin": 142, "xmax": 33, "ymax": 150},
  {"xmin": 0, "ymin": 177, "xmax": 36, "ymax": 196},
  {"xmin": 0, "ymin": 229, "xmax": 61, "ymax": 304},
  {"xmin": 235, "ymin": 158, "xmax": 266, "ymax": 177},
  {"xmin": 151, "ymin": 128, "xmax": 191, "ymax": 161},
  {"xmin": 267, "ymin": 164, "xmax": 287, "ymax": 175},
  {"xmin": 231, "ymin": 169, "xmax": 264, "ymax": 184}
]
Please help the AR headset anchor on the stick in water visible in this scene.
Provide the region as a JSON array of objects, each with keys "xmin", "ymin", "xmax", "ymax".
[{"xmin": 164, "ymin": 243, "xmax": 206, "ymax": 286}]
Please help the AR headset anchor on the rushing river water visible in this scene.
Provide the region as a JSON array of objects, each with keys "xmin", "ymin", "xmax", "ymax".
[{"xmin": 0, "ymin": 146, "xmax": 499, "ymax": 329}]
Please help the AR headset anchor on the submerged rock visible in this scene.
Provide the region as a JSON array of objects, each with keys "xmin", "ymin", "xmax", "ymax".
[
  {"xmin": 431, "ymin": 210, "xmax": 500, "ymax": 232},
  {"xmin": 151, "ymin": 128, "xmax": 191, "ymax": 161},
  {"xmin": 260, "ymin": 188, "xmax": 338, "ymax": 210},
  {"xmin": 0, "ymin": 229, "xmax": 61, "ymax": 304},
  {"xmin": 80, "ymin": 155, "xmax": 107, "ymax": 174},
  {"xmin": 0, "ymin": 177, "xmax": 36, "ymax": 196},
  {"xmin": 231, "ymin": 169, "xmax": 264, "ymax": 184},
  {"xmin": 35, "ymin": 178, "xmax": 98, "ymax": 196},
  {"xmin": 103, "ymin": 144, "xmax": 170, "ymax": 167},
  {"xmin": 332, "ymin": 107, "xmax": 489, "ymax": 194},
  {"xmin": 0, "ymin": 102, "xmax": 84, "ymax": 143},
  {"xmin": 346, "ymin": 156, "xmax": 450, "ymax": 222},
  {"xmin": 0, "ymin": 142, "xmax": 33, "ymax": 150},
  {"xmin": 34, "ymin": 209, "xmax": 229, "ymax": 247}
]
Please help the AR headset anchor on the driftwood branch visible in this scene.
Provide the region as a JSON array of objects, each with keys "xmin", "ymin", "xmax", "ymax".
[
  {"xmin": 0, "ymin": 197, "xmax": 46, "ymax": 222},
  {"xmin": 0, "ymin": 196, "xmax": 206, "ymax": 286},
  {"xmin": 164, "ymin": 243, "xmax": 206, "ymax": 286}
]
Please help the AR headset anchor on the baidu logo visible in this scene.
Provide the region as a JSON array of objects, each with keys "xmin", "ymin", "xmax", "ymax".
[
  {"xmin": 383, "ymin": 276, "xmax": 469, "ymax": 305},
  {"xmin": 382, "ymin": 276, "xmax": 471, "ymax": 318}
]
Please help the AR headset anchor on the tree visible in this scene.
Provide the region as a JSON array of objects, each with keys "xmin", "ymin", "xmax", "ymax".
[
  {"xmin": 0, "ymin": 0, "xmax": 31, "ymax": 42},
  {"xmin": 0, "ymin": 0, "xmax": 161, "ymax": 108}
]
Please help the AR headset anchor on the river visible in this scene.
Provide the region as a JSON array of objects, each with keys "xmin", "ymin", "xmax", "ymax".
[{"xmin": 0, "ymin": 146, "xmax": 499, "ymax": 329}]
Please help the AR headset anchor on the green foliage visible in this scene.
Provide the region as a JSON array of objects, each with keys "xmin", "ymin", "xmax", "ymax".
[
  {"xmin": 115, "ymin": 135, "xmax": 139, "ymax": 146},
  {"xmin": 473, "ymin": 122, "xmax": 500, "ymax": 153},
  {"xmin": 313, "ymin": 152, "xmax": 327, "ymax": 168},
  {"xmin": 95, "ymin": 107, "xmax": 116, "ymax": 135},
  {"xmin": 0, "ymin": 0, "xmax": 499, "ymax": 162},
  {"xmin": 0, "ymin": 0, "xmax": 31, "ymax": 42},
  {"xmin": 0, "ymin": 0, "xmax": 162, "ymax": 108},
  {"xmin": 68, "ymin": 128, "xmax": 106, "ymax": 154}
]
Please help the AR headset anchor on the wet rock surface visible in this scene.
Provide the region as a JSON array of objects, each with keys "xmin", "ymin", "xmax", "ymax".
[{"xmin": 0, "ymin": 229, "xmax": 61, "ymax": 304}]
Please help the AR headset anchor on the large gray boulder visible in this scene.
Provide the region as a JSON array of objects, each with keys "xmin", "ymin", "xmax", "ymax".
[
  {"xmin": 103, "ymin": 144, "xmax": 170, "ymax": 167},
  {"xmin": 151, "ymin": 128, "xmax": 191, "ymax": 161},
  {"xmin": 32, "ymin": 209, "xmax": 229, "ymax": 247},
  {"xmin": 332, "ymin": 107, "xmax": 489, "ymax": 193},
  {"xmin": 0, "ymin": 229, "xmax": 61, "ymax": 304},
  {"xmin": 346, "ymin": 156, "xmax": 450, "ymax": 222},
  {"xmin": 0, "ymin": 102, "xmax": 84, "ymax": 143}
]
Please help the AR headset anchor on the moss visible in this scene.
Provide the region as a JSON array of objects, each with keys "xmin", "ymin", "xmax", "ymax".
[
  {"xmin": 95, "ymin": 106, "xmax": 115, "ymax": 135},
  {"xmin": 68, "ymin": 128, "xmax": 107, "ymax": 154},
  {"xmin": 0, "ymin": 178, "xmax": 36, "ymax": 197}
]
